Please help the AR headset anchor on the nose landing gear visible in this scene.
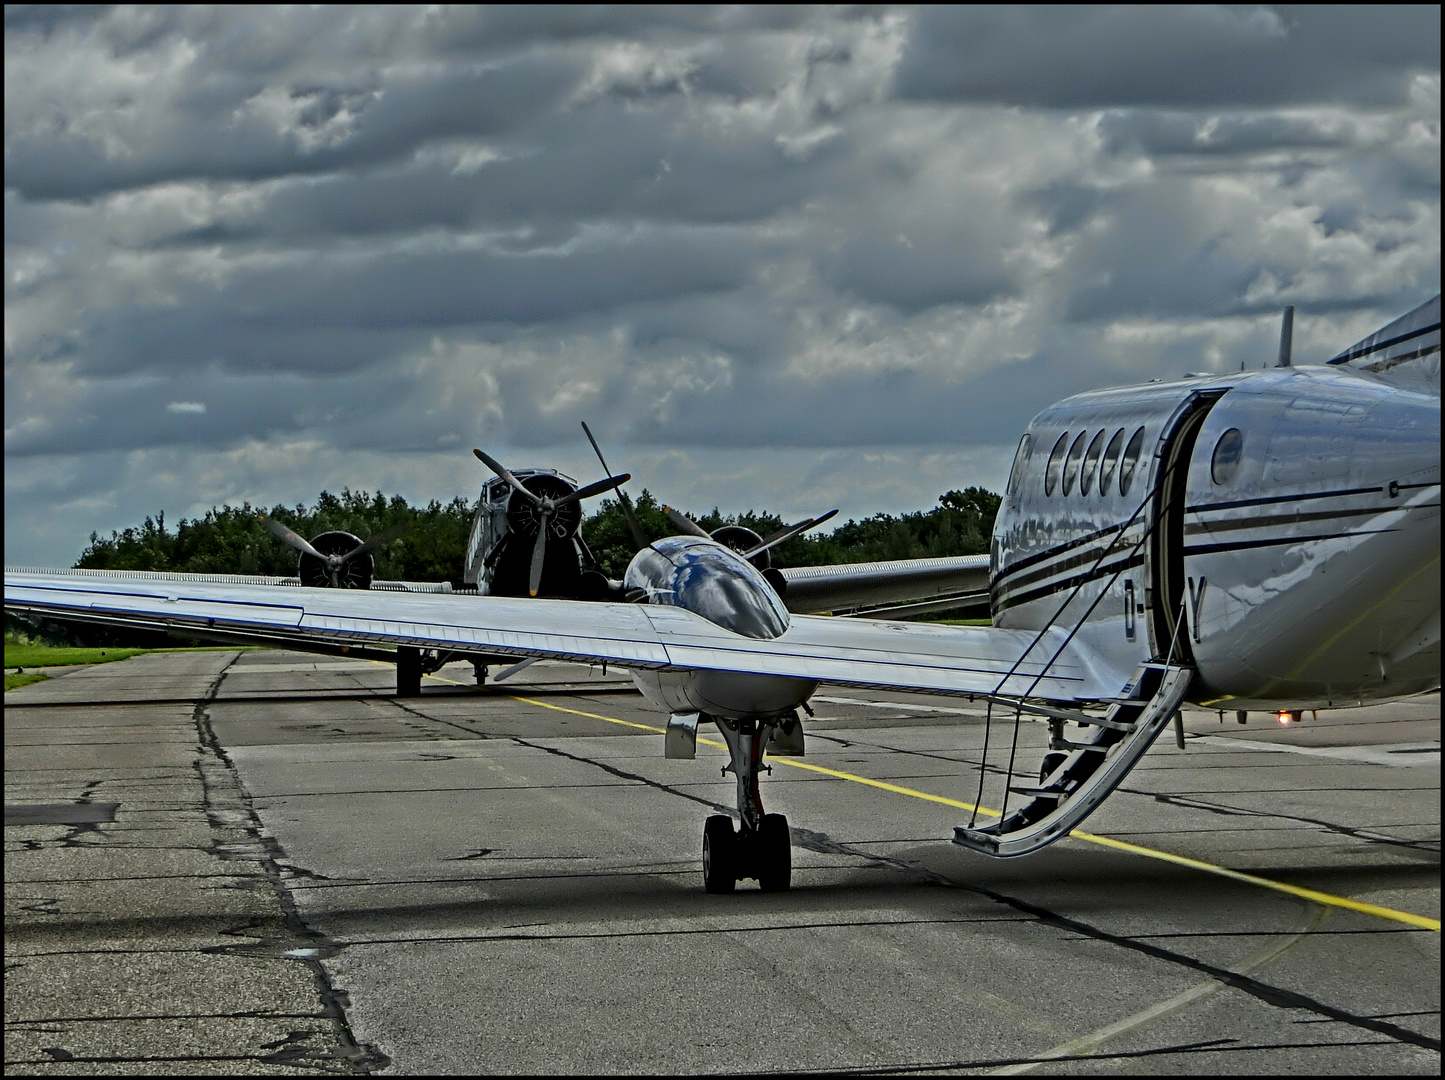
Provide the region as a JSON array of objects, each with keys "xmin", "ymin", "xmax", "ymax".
[{"xmin": 703, "ymin": 716, "xmax": 792, "ymax": 894}]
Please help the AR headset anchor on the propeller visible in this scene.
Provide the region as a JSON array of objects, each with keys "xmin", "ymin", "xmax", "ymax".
[
  {"xmin": 741, "ymin": 509, "xmax": 839, "ymax": 560},
  {"xmin": 473, "ymin": 446, "xmax": 630, "ymax": 597},
  {"xmin": 263, "ymin": 515, "xmax": 328, "ymax": 561},
  {"xmin": 663, "ymin": 505, "xmax": 712, "ymax": 538},
  {"xmin": 263, "ymin": 515, "xmax": 407, "ymax": 588},
  {"xmin": 581, "ymin": 421, "xmax": 650, "ymax": 551}
]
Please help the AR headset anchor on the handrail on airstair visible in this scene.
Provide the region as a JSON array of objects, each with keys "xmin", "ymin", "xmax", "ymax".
[
  {"xmin": 955, "ymin": 441, "xmax": 1199, "ymax": 859},
  {"xmin": 953, "ymin": 661, "xmax": 1193, "ymax": 857}
]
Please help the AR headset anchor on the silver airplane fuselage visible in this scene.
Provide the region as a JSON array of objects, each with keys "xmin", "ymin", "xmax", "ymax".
[
  {"xmin": 993, "ymin": 365, "xmax": 1440, "ymax": 710},
  {"xmin": 617, "ymin": 364, "xmax": 1439, "ymax": 720}
]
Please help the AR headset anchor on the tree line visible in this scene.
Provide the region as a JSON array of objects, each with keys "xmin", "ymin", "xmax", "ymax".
[{"xmin": 74, "ymin": 485, "xmax": 1002, "ymax": 583}]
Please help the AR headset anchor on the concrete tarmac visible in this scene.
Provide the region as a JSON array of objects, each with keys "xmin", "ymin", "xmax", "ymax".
[{"xmin": 5, "ymin": 650, "xmax": 1439, "ymax": 1074}]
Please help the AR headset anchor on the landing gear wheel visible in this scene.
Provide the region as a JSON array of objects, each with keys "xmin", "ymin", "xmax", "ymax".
[
  {"xmin": 703, "ymin": 815, "xmax": 737, "ymax": 894},
  {"xmin": 756, "ymin": 813, "xmax": 791, "ymax": 892},
  {"xmin": 1039, "ymin": 752, "xmax": 1068, "ymax": 784}
]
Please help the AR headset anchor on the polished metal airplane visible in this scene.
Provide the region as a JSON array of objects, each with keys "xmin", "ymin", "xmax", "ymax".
[{"xmin": 7, "ymin": 296, "xmax": 1438, "ymax": 893}]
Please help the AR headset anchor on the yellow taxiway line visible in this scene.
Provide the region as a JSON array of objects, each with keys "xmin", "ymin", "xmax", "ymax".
[{"xmin": 415, "ymin": 674, "xmax": 1439, "ymax": 933}]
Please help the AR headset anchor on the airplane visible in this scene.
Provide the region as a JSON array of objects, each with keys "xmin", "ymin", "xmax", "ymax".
[{"xmin": 7, "ymin": 295, "xmax": 1438, "ymax": 894}]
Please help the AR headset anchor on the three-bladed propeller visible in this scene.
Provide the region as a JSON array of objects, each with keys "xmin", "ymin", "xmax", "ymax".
[
  {"xmin": 472, "ymin": 448, "xmax": 630, "ymax": 596},
  {"xmin": 581, "ymin": 421, "xmax": 650, "ymax": 552},
  {"xmin": 262, "ymin": 515, "xmax": 407, "ymax": 588}
]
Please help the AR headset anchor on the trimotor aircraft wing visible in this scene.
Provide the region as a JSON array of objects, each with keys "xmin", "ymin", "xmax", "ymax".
[
  {"xmin": 1328, "ymin": 293, "xmax": 1440, "ymax": 396},
  {"xmin": 5, "ymin": 567, "xmax": 1125, "ymax": 703},
  {"xmin": 778, "ymin": 553, "xmax": 990, "ymax": 617}
]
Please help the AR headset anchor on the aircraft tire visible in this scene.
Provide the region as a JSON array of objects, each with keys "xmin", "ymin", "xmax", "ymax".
[
  {"xmin": 703, "ymin": 815, "xmax": 737, "ymax": 894},
  {"xmin": 756, "ymin": 813, "xmax": 791, "ymax": 892}
]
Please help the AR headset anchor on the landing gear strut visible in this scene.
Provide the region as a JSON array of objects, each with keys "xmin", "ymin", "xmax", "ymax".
[{"xmin": 703, "ymin": 716, "xmax": 791, "ymax": 894}]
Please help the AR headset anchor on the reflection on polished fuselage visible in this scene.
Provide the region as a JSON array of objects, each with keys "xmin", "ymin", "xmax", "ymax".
[
  {"xmin": 597, "ymin": 369, "xmax": 1437, "ymax": 717},
  {"xmin": 624, "ymin": 536, "xmax": 818, "ymax": 719},
  {"xmin": 993, "ymin": 366, "xmax": 1440, "ymax": 710}
]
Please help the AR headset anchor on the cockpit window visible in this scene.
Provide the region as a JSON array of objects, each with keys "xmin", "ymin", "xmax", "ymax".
[
  {"xmin": 1079, "ymin": 430, "xmax": 1105, "ymax": 496},
  {"xmin": 1211, "ymin": 428, "xmax": 1243, "ymax": 485},
  {"xmin": 1117, "ymin": 426, "xmax": 1147, "ymax": 497},
  {"xmin": 1098, "ymin": 428, "xmax": 1125, "ymax": 495},
  {"xmin": 1061, "ymin": 432, "xmax": 1089, "ymax": 496},
  {"xmin": 1006, "ymin": 434, "xmax": 1032, "ymax": 496},
  {"xmin": 1044, "ymin": 433, "xmax": 1069, "ymax": 497}
]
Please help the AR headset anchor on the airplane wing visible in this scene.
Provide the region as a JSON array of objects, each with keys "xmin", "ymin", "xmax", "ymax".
[
  {"xmin": 2, "ymin": 566, "xmax": 456, "ymax": 594},
  {"xmin": 5, "ymin": 566, "xmax": 1125, "ymax": 703},
  {"xmin": 1328, "ymin": 293, "xmax": 1440, "ymax": 396},
  {"xmin": 778, "ymin": 553, "xmax": 990, "ymax": 617}
]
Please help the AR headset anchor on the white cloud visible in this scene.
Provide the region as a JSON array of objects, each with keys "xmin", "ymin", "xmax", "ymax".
[{"xmin": 3, "ymin": 5, "xmax": 1438, "ymax": 565}]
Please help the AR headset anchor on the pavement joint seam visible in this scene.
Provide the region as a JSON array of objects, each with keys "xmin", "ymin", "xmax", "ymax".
[{"xmin": 495, "ymin": 702, "xmax": 1445, "ymax": 1055}]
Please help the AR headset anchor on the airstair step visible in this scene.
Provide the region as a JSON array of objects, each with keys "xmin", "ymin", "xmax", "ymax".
[
  {"xmin": 954, "ymin": 663, "xmax": 1195, "ymax": 859},
  {"xmin": 1048, "ymin": 738, "xmax": 1107, "ymax": 752},
  {"xmin": 1008, "ymin": 784, "xmax": 1069, "ymax": 798}
]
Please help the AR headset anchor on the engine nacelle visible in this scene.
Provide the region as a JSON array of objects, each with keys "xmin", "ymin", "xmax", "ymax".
[
  {"xmin": 710, "ymin": 525, "xmax": 770, "ymax": 569},
  {"xmin": 297, "ymin": 531, "xmax": 374, "ymax": 589}
]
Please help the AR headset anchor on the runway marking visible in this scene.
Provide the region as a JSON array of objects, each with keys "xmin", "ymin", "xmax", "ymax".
[
  {"xmin": 1189, "ymin": 734, "xmax": 1440, "ymax": 768},
  {"xmin": 426, "ymin": 681, "xmax": 1443, "ymax": 933},
  {"xmin": 989, "ymin": 903, "xmax": 1331, "ymax": 1074}
]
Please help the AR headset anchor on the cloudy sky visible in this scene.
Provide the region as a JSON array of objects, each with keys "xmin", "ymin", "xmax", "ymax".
[{"xmin": 5, "ymin": 5, "xmax": 1439, "ymax": 566}]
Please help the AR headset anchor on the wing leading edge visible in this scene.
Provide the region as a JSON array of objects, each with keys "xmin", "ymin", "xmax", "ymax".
[{"xmin": 5, "ymin": 568, "xmax": 1127, "ymax": 703}]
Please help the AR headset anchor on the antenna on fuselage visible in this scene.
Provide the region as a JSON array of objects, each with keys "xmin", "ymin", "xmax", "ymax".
[{"xmin": 1276, "ymin": 305, "xmax": 1295, "ymax": 367}]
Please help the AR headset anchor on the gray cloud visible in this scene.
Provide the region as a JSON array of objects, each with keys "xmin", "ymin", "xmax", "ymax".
[
  {"xmin": 896, "ymin": 6, "xmax": 1440, "ymax": 107},
  {"xmin": 5, "ymin": 5, "xmax": 1439, "ymax": 565}
]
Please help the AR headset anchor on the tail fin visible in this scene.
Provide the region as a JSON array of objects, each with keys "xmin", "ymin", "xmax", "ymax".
[{"xmin": 1327, "ymin": 294, "xmax": 1440, "ymax": 395}]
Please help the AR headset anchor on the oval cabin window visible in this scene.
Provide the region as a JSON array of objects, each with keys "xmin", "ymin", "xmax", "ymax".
[
  {"xmin": 1097, "ymin": 427, "xmax": 1125, "ymax": 495},
  {"xmin": 1007, "ymin": 433, "xmax": 1032, "ymax": 496},
  {"xmin": 1044, "ymin": 433, "xmax": 1069, "ymax": 496},
  {"xmin": 1211, "ymin": 428, "xmax": 1243, "ymax": 485},
  {"xmin": 1061, "ymin": 432, "xmax": 1089, "ymax": 495},
  {"xmin": 1118, "ymin": 427, "xmax": 1147, "ymax": 497},
  {"xmin": 1079, "ymin": 430, "xmax": 1106, "ymax": 496}
]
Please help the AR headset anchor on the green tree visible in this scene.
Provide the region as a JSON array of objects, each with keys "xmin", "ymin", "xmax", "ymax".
[{"xmin": 75, "ymin": 484, "xmax": 1002, "ymax": 583}]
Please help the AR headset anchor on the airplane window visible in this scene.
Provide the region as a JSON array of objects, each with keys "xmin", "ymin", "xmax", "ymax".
[
  {"xmin": 1097, "ymin": 428, "xmax": 1125, "ymax": 495},
  {"xmin": 1061, "ymin": 432, "xmax": 1089, "ymax": 495},
  {"xmin": 1079, "ymin": 430, "xmax": 1106, "ymax": 496},
  {"xmin": 1211, "ymin": 428, "xmax": 1243, "ymax": 485},
  {"xmin": 1044, "ymin": 433, "xmax": 1069, "ymax": 496},
  {"xmin": 1117, "ymin": 427, "xmax": 1147, "ymax": 497},
  {"xmin": 1006, "ymin": 434, "xmax": 1032, "ymax": 496}
]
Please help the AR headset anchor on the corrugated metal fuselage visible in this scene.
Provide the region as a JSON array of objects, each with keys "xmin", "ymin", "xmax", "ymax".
[{"xmin": 992, "ymin": 366, "xmax": 1440, "ymax": 710}]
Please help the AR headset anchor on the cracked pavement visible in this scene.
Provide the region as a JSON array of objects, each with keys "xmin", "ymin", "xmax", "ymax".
[{"xmin": 4, "ymin": 650, "xmax": 1439, "ymax": 1074}]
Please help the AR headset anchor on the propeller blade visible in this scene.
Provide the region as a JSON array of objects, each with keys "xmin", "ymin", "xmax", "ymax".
[
  {"xmin": 262, "ymin": 515, "xmax": 328, "ymax": 561},
  {"xmin": 553, "ymin": 473, "xmax": 631, "ymax": 508},
  {"xmin": 491, "ymin": 656, "xmax": 539, "ymax": 683},
  {"xmin": 339, "ymin": 521, "xmax": 409, "ymax": 564},
  {"xmin": 581, "ymin": 421, "xmax": 649, "ymax": 551},
  {"xmin": 529, "ymin": 510, "xmax": 550, "ymax": 597},
  {"xmin": 473, "ymin": 448, "xmax": 542, "ymax": 505},
  {"xmin": 740, "ymin": 509, "xmax": 839, "ymax": 559},
  {"xmin": 664, "ymin": 505, "xmax": 711, "ymax": 538}
]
